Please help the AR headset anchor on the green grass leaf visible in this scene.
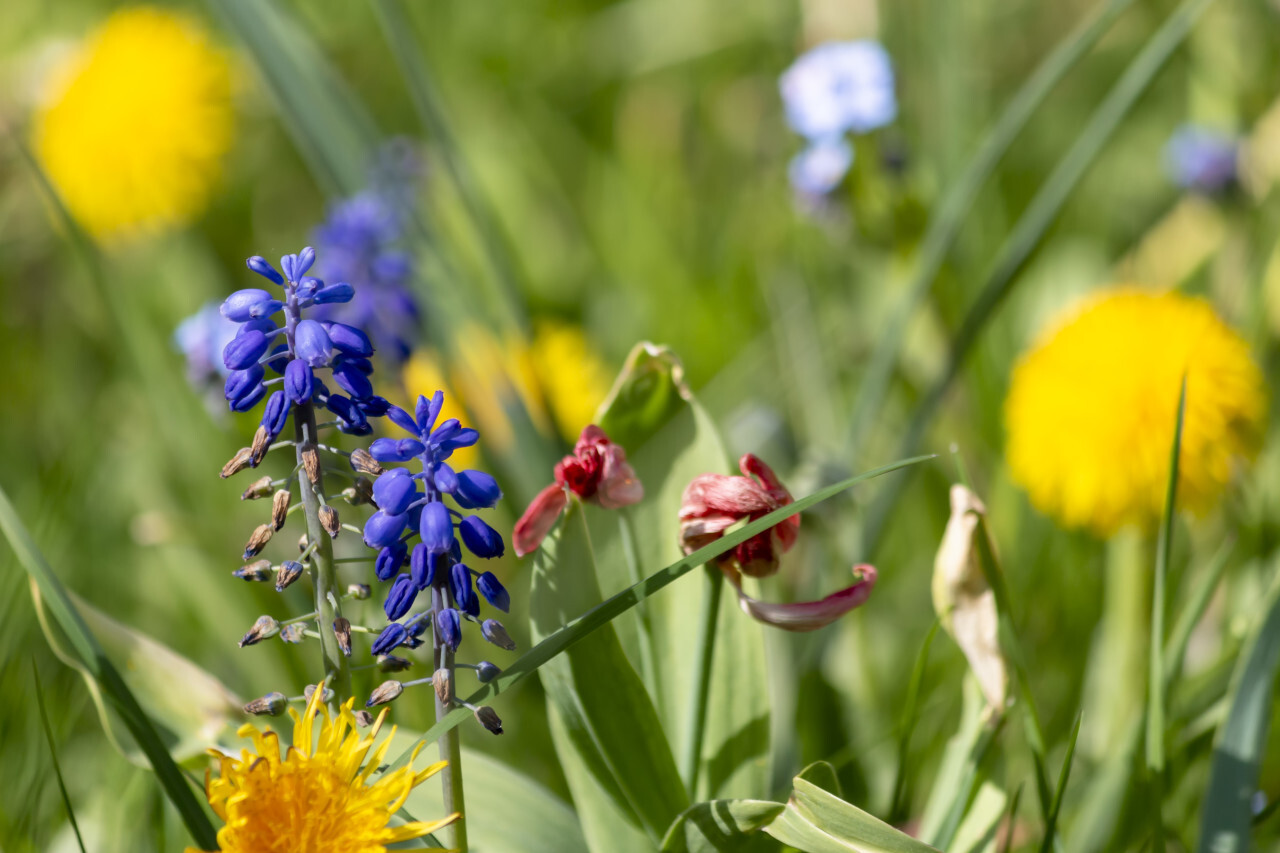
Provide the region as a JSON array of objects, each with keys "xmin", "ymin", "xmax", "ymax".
[
  {"xmin": 1194, "ymin": 564, "xmax": 1280, "ymax": 853},
  {"xmin": 32, "ymin": 660, "xmax": 87, "ymax": 853},
  {"xmin": 0, "ymin": 488, "xmax": 218, "ymax": 850}
]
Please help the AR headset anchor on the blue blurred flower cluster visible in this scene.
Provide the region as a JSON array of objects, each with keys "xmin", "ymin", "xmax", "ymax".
[
  {"xmin": 780, "ymin": 40, "xmax": 896, "ymax": 197},
  {"xmin": 363, "ymin": 390, "xmax": 512, "ymax": 658},
  {"xmin": 174, "ymin": 300, "xmax": 238, "ymax": 387},
  {"xmin": 1165, "ymin": 125, "xmax": 1239, "ymax": 194},
  {"xmin": 221, "ymin": 246, "xmax": 391, "ymax": 444}
]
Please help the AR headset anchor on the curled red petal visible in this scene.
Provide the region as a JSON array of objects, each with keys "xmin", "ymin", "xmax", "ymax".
[
  {"xmin": 595, "ymin": 445, "xmax": 644, "ymax": 509},
  {"xmin": 679, "ymin": 473, "xmax": 775, "ymax": 519},
  {"xmin": 732, "ymin": 564, "xmax": 877, "ymax": 631},
  {"xmin": 513, "ymin": 484, "xmax": 570, "ymax": 557}
]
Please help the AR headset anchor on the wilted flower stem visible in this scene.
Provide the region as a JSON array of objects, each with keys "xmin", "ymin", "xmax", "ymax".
[
  {"xmin": 432, "ymin": 582, "xmax": 468, "ymax": 852},
  {"xmin": 293, "ymin": 402, "xmax": 353, "ymax": 708}
]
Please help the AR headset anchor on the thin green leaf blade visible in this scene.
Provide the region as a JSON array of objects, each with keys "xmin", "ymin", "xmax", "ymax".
[
  {"xmin": 0, "ymin": 488, "xmax": 218, "ymax": 849},
  {"xmin": 33, "ymin": 660, "xmax": 87, "ymax": 853},
  {"xmin": 1195, "ymin": 566, "xmax": 1280, "ymax": 853}
]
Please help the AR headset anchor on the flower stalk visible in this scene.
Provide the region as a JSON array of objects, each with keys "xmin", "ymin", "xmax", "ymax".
[
  {"xmin": 681, "ymin": 565, "xmax": 723, "ymax": 798},
  {"xmin": 432, "ymin": 583, "xmax": 468, "ymax": 852},
  {"xmin": 294, "ymin": 405, "xmax": 352, "ymax": 708}
]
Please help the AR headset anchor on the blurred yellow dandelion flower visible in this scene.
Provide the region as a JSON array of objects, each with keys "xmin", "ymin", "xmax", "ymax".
[
  {"xmin": 32, "ymin": 7, "xmax": 234, "ymax": 241},
  {"xmin": 530, "ymin": 319, "xmax": 614, "ymax": 442},
  {"xmin": 1005, "ymin": 288, "xmax": 1264, "ymax": 536},
  {"xmin": 185, "ymin": 688, "xmax": 456, "ymax": 853}
]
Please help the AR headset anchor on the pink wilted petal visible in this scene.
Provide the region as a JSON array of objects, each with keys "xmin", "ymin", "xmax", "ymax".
[
  {"xmin": 513, "ymin": 484, "xmax": 570, "ymax": 557},
  {"xmin": 679, "ymin": 473, "xmax": 775, "ymax": 518},
  {"xmin": 595, "ymin": 445, "xmax": 644, "ymax": 509},
  {"xmin": 732, "ymin": 564, "xmax": 878, "ymax": 631}
]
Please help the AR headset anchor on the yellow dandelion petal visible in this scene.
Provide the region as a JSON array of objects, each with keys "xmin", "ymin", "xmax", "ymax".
[
  {"xmin": 530, "ymin": 319, "xmax": 615, "ymax": 443},
  {"xmin": 32, "ymin": 7, "xmax": 234, "ymax": 241},
  {"xmin": 1004, "ymin": 287, "xmax": 1265, "ymax": 536},
  {"xmin": 188, "ymin": 687, "xmax": 457, "ymax": 853}
]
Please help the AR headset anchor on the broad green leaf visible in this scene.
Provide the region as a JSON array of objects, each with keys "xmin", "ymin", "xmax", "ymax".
[
  {"xmin": 0, "ymin": 488, "xmax": 218, "ymax": 849},
  {"xmin": 590, "ymin": 343, "xmax": 771, "ymax": 800},
  {"xmin": 32, "ymin": 583, "xmax": 244, "ymax": 763},
  {"xmin": 1195, "ymin": 566, "xmax": 1280, "ymax": 853},
  {"xmin": 660, "ymin": 800, "xmax": 785, "ymax": 853},
  {"xmin": 797, "ymin": 761, "xmax": 844, "ymax": 798},
  {"xmin": 393, "ymin": 733, "xmax": 588, "ymax": 853},
  {"xmin": 765, "ymin": 777, "xmax": 940, "ymax": 853},
  {"xmin": 530, "ymin": 502, "xmax": 689, "ymax": 848},
  {"xmin": 387, "ymin": 453, "xmax": 931, "ymax": 768}
]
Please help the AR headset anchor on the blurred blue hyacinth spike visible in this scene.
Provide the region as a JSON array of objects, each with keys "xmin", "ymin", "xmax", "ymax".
[
  {"xmin": 175, "ymin": 300, "xmax": 240, "ymax": 393},
  {"xmin": 781, "ymin": 40, "xmax": 896, "ymax": 141},
  {"xmin": 219, "ymin": 246, "xmax": 390, "ymax": 444},
  {"xmin": 789, "ymin": 137, "xmax": 855, "ymax": 198},
  {"xmin": 313, "ymin": 143, "xmax": 425, "ymax": 366},
  {"xmin": 361, "ymin": 389, "xmax": 512, "ymax": 658},
  {"xmin": 1165, "ymin": 124, "xmax": 1239, "ymax": 194}
]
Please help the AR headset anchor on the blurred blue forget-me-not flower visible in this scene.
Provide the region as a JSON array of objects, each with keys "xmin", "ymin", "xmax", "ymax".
[{"xmin": 1165, "ymin": 125, "xmax": 1239, "ymax": 194}]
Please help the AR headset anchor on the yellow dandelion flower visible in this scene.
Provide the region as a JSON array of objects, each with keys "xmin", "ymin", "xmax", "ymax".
[
  {"xmin": 185, "ymin": 688, "xmax": 456, "ymax": 853},
  {"xmin": 33, "ymin": 7, "xmax": 234, "ymax": 241},
  {"xmin": 530, "ymin": 319, "xmax": 614, "ymax": 443},
  {"xmin": 1005, "ymin": 288, "xmax": 1264, "ymax": 536}
]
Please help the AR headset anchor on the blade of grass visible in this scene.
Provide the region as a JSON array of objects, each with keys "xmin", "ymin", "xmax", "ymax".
[
  {"xmin": 847, "ymin": 0, "xmax": 1137, "ymax": 456},
  {"xmin": 0, "ymin": 489, "xmax": 218, "ymax": 849},
  {"xmin": 1039, "ymin": 712, "xmax": 1083, "ymax": 853},
  {"xmin": 386, "ymin": 453, "xmax": 933, "ymax": 770},
  {"xmin": 889, "ymin": 621, "xmax": 940, "ymax": 823},
  {"xmin": 33, "ymin": 659, "xmax": 87, "ymax": 853},
  {"xmin": 1147, "ymin": 378, "xmax": 1186, "ymax": 776},
  {"xmin": 863, "ymin": 0, "xmax": 1218, "ymax": 555},
  {"xmin": 369, "ymin": 0, "xmax": 529, "ymax": 333},
  {"xmin": 1000, "ymin": 785, "xmax": 1024, "ymax": 853},
  {"xmin": 1164, "ymin": 538, "xmax": 1233, "ymax": 690},
  {"xmin": 1194, "ymin": 562, "xmax": 1280, "ymax": 853}
]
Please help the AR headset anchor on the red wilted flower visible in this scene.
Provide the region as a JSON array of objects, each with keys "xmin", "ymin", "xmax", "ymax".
[
  {"xmin": 513, "ymin": 425, "xmax": 643, "ymax": 556},
  {"xmin": 679, "ymin": 453, "xmax": 877, "ymax": 632},
  {"xmin": 679, "ymin": 454, "xmax": 799, "ymax": 578}
]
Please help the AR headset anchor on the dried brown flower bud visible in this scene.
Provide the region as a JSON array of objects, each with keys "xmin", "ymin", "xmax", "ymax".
[
  {"xmin": 474, "ymin": 705, "xmax": 504, "ymax": 735},
  {"xmin": 353, "ymin": 709, "xmax": 375, "ymax": 727},
  {"xmin": 275, "ymin": 560, "xmax": 304, "ymax": 591},
  {"xmin": 250, "ymin": 425, "xmax": 272, "ymax": 467},
  {"xmin": 302, "ymin": 444, "xmax": 321, "ymax": 487},
  {"xmin": 239, "ymin": 615, "xmax": 279, "ymax": 647},
  {"xmin": 240, "ymin": 475, "xmax": 274, "ymax": 500},
  {"xmin": 233, "ymin": 559, "xmax": 273, "ymax": 582},
  {"xmin": 221, "ymin": 447, "xmax": 253, "ymax": 479},
  {"xmin": 271, "ymin": 490, "xmax": 291, "ymax": 531},
  {"xmin": 243, "ymin": 524, "xmax": 274, "ymax": 560},
  {"xmin": 333, "ymin": 618, "xmax": 352, "ymax": 657},
  {"xmin": 279, "ymin": 623, "xmax": 305, "ymax": 644},
  {"xmin": 433, "ymin": 668, "xmax": 452, "ymax": 704},
  {"xmin": 350, "ymin": 448, "xmax": 384, "ymax": 477},
  {"xmin": 366, "ymin": 680, "xmax": 404, "ymax": 707},
  {"xmin": 378, "ymin": 654, "xmax": 413, "ymax": 673},
  {"xmin": 303, "ymin": 684, "xmax": 334, "ymax": 705},
  {"xmin": 298, "ymin": 533, "xmax": 310, "ymax": 553},
  {"xmin": 243, "ymin": 691, "xmax": 287, "ymax": 716},
  {"xmin": 346, "ymin": 583, "xmax": 371, "ymax": 600},
  {"xmin": 319, "ymin": 505, "xmax": 340, "ymax": 539}
]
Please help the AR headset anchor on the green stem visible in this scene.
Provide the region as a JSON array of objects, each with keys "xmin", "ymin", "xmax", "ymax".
[
  {"xmin": 293, "ymin": 402, "xmax": 352, "ymax": 708},
  {"xmin": 432, "ymin": 584, "xmax": 468, "ymax": 851},
  {"xmin": 682, "ymin": 567, "xmax": 723, "ymax": 798}
]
